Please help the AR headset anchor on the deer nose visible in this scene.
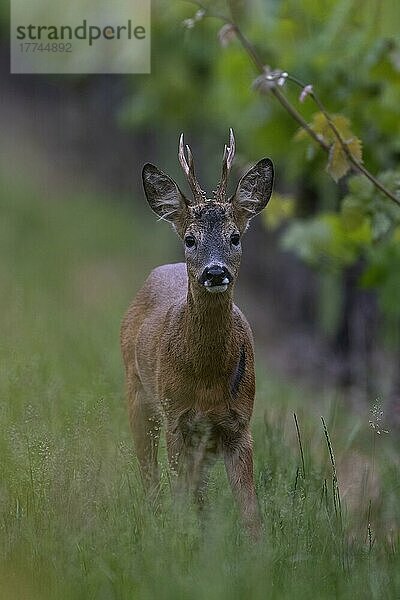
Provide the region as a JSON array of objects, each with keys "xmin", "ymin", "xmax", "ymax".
[{"xmin": 201, "ymin": 264, "xmax": 231, "ymax": 286}]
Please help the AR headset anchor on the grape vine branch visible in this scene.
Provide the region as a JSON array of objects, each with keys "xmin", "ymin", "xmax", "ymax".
[{"xmin": 187, "ymin": 0, "xmax": 400, "ymax": 208}]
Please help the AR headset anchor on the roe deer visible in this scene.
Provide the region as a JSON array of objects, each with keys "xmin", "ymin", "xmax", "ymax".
[{"xmin": 121, "ymin": 130, "xmax": 274, "ymax": 534}]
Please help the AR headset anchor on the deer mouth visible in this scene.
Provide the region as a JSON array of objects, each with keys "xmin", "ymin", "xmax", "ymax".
[{"xmin": 204, "ymin": 277, "xmax": 230, "ymax": 293}]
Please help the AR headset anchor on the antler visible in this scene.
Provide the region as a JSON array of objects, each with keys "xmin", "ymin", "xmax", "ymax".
[
  {"xmin": 178, "ymin": 134, "xmax": 207, "ymax": 203},
  {"xmin": 213, "ymin": 128, "xmax": 236, "ymax": 202}
]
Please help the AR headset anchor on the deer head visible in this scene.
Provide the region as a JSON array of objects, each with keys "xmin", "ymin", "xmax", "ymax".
[{"xmin": 142, "ymin": 130, "xmax": 274, "ymax": 294}]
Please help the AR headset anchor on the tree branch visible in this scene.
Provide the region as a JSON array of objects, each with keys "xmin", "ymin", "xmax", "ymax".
[
  {"xmin": 187, "ymin": 0, "xmax": 400, "ymax": 208},
  {"xmin": 287, "ymin": 75, "xmax": 400, "ymax": 208}
]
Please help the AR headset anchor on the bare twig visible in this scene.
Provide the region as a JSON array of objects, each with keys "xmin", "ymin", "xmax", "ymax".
[{"xmin": 271, "ymin": 87, "xmax": 330, "ymax": 152}]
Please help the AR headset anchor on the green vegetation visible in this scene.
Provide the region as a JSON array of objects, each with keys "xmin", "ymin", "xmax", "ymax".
[
  {"xmin": 1, "ymin": 178, "xmax": 399, "ymax": 599},
  {"xmin": 123, "ymin": 0, "xmax": 400, "ymax": 340},
  {"xmin": 1, "ymin": 1, "xmax": 400, "ymax": 596}
]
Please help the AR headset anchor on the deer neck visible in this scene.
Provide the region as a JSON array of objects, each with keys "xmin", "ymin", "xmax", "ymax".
[{"xmin": 183, "ymin": 280, "xmax": 234, "ymax": 376}]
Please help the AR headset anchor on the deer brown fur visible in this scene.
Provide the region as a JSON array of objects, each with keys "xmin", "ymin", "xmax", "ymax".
[{"xmin": 121, "ymin": 130, "xmax": 274, "ymax": 534}]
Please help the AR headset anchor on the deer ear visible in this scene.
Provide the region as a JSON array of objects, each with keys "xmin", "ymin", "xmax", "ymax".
[
  {"xmin": 142, "ymin": 163, "xmax": 189, "ymax": 234},
  {"xmin": 230, "ymin": 158, "xmax": 274, "ymax": 232}
]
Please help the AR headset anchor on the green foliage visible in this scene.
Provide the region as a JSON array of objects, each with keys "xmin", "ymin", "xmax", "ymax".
[
  {"xmin": 296, "ymin": 113, "xmax": 363, "ymax": 182},
  {"xmin": 282, "ymin": 167, "xmax": 400, "ymax": 338},
  {"xmin": 282, "ymin": 212, "xmax": 372, "ymax": 268},
  {"xmin": 362, "ymin": 235, "xmax": 400, "ymax": 334},
  {"xmin": 262, "ymin": 192, "xmax": 295, "ymax": 230},
  {"xmin": 343, "ymin": 172, "xmax": 400, "ymax": 240},
  {"xmin": 119, "ymin": 3, "xmax": 222, "ymax": 132},
  {"xmin": 282, "ymin": 170, "xmax": 400, "ymax": 270},
  {"xmin": 125, "ymin": 0, "xmax": 400, "ymax": 167},
  {"xmin": 118, "ymin": 0, "xmax": 400, "ymax": 335}
]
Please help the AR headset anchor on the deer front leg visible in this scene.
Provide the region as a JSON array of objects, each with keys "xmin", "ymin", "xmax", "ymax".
[
  {"xmin": 166, "ymin": 424, "xmax": 215, "ymax": 510},
  {"xmin": 128, "ymin": 374, "xmax": 161, "ymax": 491},
  {"xmin": 165, "ymin": 428, "xmax": 185, "ymax": 476},
  {"xmin": 223, "ymin": 430, "xmax": 262, "ymax": 538}
]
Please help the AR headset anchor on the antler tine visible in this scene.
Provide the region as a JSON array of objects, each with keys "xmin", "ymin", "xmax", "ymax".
[
  {"xmin": 178, "ymin": 133, "xmax": 206, "ymax": 202},
  {"xmin": 185, "ymin": 143, "xmax": 195, "ymax": 171},
  {"xmin": 178, "ymin": 133, "xmax": 189, "ymax": 176},
  {"xmin": 213, "ymin": 128, "xmax": 236, "ymax": 202},
  {"xmin": 226, "ymin": 127, "xmax": 236, "ymax": 170}
]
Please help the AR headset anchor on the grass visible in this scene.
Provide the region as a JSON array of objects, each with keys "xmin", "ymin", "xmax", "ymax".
[{"xmin": 0, "ymin": 177, "xmax": 399, "ymax": 599}]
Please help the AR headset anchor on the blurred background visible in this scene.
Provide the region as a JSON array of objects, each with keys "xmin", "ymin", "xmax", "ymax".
[
  {"xmin": 2, "ymin": 0, "xmax": 399, "ymax": 407},
  {"xmin": 1, "ymin": 1, "xmax": 400, "ymax": 597}
]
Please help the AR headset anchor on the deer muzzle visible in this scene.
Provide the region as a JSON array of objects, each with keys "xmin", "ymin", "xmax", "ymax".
[{"xmin": 200, "ymin": 264, "xmax": 232, "ymax": 293}]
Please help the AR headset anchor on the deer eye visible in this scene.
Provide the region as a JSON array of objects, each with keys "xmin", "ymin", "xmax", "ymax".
[
  {"xmin": 184, "ymin": 235, "xmax": 196, "ymax": 248},
  {"xmin": 230, "ymin": 233, "xmax": 240, "ymax": 246}
]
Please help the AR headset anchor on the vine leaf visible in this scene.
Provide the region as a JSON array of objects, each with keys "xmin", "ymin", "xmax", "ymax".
[
  {"xmin": 327, "ymin": 137, "xmax": 362, "ymax": 182},
  {"xmin": 295, "ymin": 112, "xmax": 363, "ymax": 182}
]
